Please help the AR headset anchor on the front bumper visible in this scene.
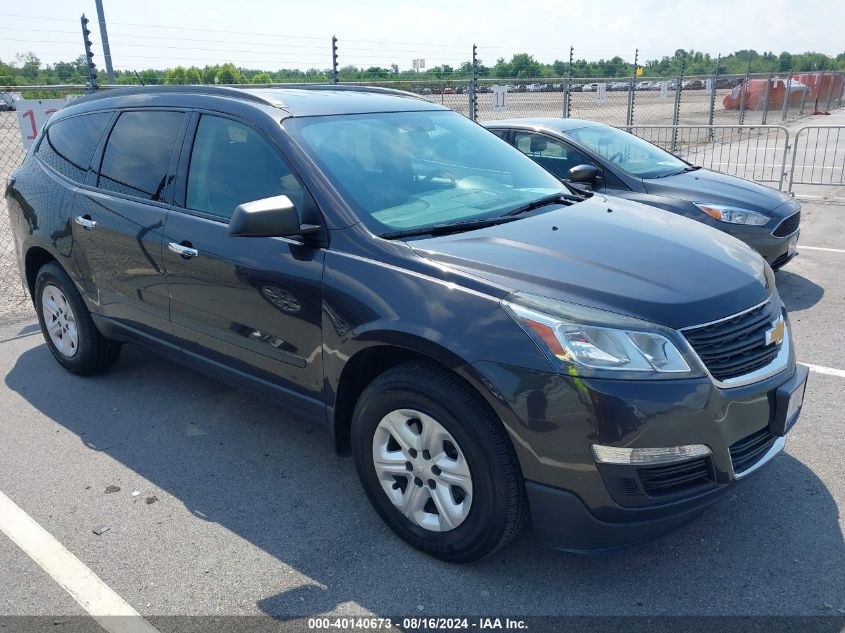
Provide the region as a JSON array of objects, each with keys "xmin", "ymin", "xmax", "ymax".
[{"xmin": 466, "ymin": 359, "xmax": 809, "ymax": 552}]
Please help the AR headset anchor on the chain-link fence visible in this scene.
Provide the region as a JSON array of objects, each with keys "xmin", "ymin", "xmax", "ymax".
[{"xmin": 0, "ymin": 109, "xmax": 31, "ymax": 321}]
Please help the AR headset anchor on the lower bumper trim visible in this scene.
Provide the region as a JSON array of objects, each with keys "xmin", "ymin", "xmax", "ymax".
[{"xmin": 525, "ymin": 481, "xmax": 726, "ymax": 553}]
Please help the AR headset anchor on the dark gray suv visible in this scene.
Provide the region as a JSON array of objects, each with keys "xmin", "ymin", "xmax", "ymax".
[{"xmin": 5, "ymin": 86, "xmax": 808, "ymax": 562}]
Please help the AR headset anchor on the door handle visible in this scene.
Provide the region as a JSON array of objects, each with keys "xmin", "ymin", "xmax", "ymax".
[
  {"xmin": 74, "ymin": 215, "xmax": 97, "ymax": 230},
  {"xmin": 168, "ymin": 241, "xmax": 199, "ymax": 259}
]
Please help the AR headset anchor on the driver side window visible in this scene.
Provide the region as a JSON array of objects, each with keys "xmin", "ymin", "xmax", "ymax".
[
  {"xmin": 512, "ymin": 132, "xmax": 594, "ymax": 180},
  {"xmin": 186, "ymin": 115, "xmax": 304, "ymax": 220}
]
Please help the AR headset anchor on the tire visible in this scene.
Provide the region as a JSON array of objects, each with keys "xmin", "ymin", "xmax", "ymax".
[
  {"xmin": 351, "ymin": 362, "xmax": 528, "ymax": 562},
  {"xmin": 33, "ymin": 262, "xmax": 120, "ymax": 375}
]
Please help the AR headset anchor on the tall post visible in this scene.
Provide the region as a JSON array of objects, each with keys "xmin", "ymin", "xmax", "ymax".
[
  {"xmin": 838, "ymin": 71, "xmax": 845, "ymax": 108},
  {"xmin": 761, "ymin": 64, "xmax": 774, "ymax": 124},
  {"xmin": 94, "ymin": 0, "xmax": 114, "ymax": 85},
  {"xmin": 563, "ymin": 45, "xmax": 573, "ymax": 118},
  {"xmin": 708, "ymin": 54, "xmax": 720, "ymax": 135},
  {"xmin": 626, "ymin": 48, "xmax": 638, "ymax": 130},
  {"xmin": 80, "ymin": 14, "xmax": 98, "ymax": 93},
  {"xmin": 781, "ymin": 59, "xmax": 794, "ymax": 121},
  {"xmin": 671, "ymin": 51, "xmax": 685, "ymax": 151},
  {"xmin": 469, "ymin": 43, "xmax": 478, "ymax": 122},
  {"xmin": 738, "ymin": 58, "xmax": 751, "ymax": 125},
  {"xmin": 825, "ymin": 70, "xmax": 835, "ymax": 111},
  {"xmin": 331, "ymin": 36, "xmax": 339, "ymax": 85},
  {"xmin": 798, "ymin": 70, "xmax": 808, "ymax": 114}
]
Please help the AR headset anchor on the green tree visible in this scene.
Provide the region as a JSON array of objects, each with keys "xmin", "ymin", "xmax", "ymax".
[
  {"xmin": 252, "ymin": 72, "xmax": 272, "ymax": 84},
  {"xmin": 217, "ymin": 63, "xmax": 244, "ymax": 84}
]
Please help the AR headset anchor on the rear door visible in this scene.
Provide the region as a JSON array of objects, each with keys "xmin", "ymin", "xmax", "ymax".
[
  {"xmin": 73, "ymin": 109, "xmax": 188, "ymax": 337},
  {"xmin": 163, "ymin": 112, "xmax": 325, "ymax": 418}
]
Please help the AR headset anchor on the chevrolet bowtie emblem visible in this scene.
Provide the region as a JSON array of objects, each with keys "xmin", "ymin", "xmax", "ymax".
[{"xmin": 765, "ymin": 317, "xmax": 785, "ymax": 346}]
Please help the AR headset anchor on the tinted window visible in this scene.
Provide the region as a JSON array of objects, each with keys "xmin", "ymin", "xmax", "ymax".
[
  {"xmin": 186, "ymin": 115, "xmax": 302, "ymax": 219},
  {"xmin": 566, "ymin": 126, "xmax": 687, "ymax": 178},
  {"xmin": 513, "ymin": 131, "xmax": 595, "ymax": 180},
  {"xmin": 98, "ymin": 111, "xmax": 184, "ymax": 201},
  {"xmin": 36, "ymin": 113, "xmax": 111, "ymax": 183},
  {"xmin": 286, "ymin": 110, "xmax": 564, "ymax": 233}
]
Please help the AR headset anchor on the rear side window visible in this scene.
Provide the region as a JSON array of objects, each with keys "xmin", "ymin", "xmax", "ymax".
[
  {"xmin": 98, "ymin": 111, "xmax": 184, "ymax": 201},
  {"xmin": 36, "ymin": 113, "xmax": 111, "ymax": 183},
  {"xmin": 186, "ymin": 115, "xmax": 303, "ymax": 219}
]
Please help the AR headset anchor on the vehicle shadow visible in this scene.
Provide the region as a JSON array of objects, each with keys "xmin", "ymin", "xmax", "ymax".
[
  {"xmin": 776, "ymin": 269, "xmax": 824, "ymax": 312},
  {"xmin": 5, "ymin": 342, "xmax": 844, "ymax": 618}
]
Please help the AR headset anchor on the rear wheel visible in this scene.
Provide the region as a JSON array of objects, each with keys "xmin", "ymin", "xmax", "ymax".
[
  {"xmin": 351, "ymin": 362, "xmax": 527, "ymax": 562},
  {"xmin": 33, "ymin": 262, "xmax": 120, "ymax": 375}
]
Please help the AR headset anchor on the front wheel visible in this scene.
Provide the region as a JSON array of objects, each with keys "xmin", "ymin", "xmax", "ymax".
[{"xmin": 351, "ymin": 363, "xmax": 527, "ymax": 562}]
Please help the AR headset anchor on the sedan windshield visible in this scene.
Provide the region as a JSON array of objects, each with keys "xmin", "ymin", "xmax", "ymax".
[
  {"xmin": 285, "ymin": 110, "xmax": 565, "ymax": 233},
  {"xmin": 566, "ymin": 125, "xmax": 688, "ymax": 178}
]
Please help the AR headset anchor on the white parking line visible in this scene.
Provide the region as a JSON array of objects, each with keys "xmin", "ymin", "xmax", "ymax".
[
  {"xmin": 0, "ymin": 491, "xmax": 160, "ymax": 633},
  {"xmin": 804, "ymin": 363, "xmax": 845, "ymax": 378},
  {"xmin": 800, "ymin": 245, "xmax": 845, "ymax": 253}
]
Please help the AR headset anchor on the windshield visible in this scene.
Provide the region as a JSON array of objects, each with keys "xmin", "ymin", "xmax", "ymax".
[
  {"xmin": 285, "ymin": 110, "xmax": 565, "ymax": 233},
  {"xmin": 566, "ymin": 125, "xmax": 688, "ymax": 178}
]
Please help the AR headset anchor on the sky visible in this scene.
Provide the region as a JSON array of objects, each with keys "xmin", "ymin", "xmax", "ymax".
[{"xmin": 1, "ymin": 0, "xmax": 843, "ymax": 73}]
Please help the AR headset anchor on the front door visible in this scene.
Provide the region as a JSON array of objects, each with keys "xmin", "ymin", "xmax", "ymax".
[
  {"xmin": 511, "ymin": 131, "xmax": 604, "ymax": 192},
  {"xmin": 163, "ymin": 113, "xmax": 325, "ymax": 417}
]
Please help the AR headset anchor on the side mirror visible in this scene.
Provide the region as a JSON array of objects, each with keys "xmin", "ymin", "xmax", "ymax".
[
  {"xmin": 569, "ymin": 164, "xmax": 599, "ymax": 185},
  {"xmin": 227, "ymin": 195, "xmax": 320, "ymax": 238}
]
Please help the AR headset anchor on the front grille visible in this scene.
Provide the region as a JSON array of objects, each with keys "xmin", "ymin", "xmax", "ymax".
[
  {"xmin": 683, "ymin": 300, "xmax": 782, "ymax": 381},
  {"xmin": 637, "ymin": 458, "xmax": 713, "ymax": 497},
  {"xmin": 773, "ymin": 211, "xmax": 800, "ymax": 237},
  {"xmin": 730, "ymin": 427, "xmax": 777, "ymax": 474}
]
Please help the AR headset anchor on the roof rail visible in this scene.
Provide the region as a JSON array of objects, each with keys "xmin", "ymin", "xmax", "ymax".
[
  {"xmin": 71, "ymin": 84, "xmax": 284, "ymax": 107},
  {"xmin": 69, "ymin": 83, "xmax": 425, "ymax": 107}
]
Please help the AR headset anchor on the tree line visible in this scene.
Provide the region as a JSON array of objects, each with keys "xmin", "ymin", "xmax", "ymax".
[{"xmin": 2, "ymin": 49, "xmax": 844, "ymax": 91}]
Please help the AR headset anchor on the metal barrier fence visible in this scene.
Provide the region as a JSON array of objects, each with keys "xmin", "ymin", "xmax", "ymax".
[
  {"xmin": 629, "ymin": 125, "xmax": 791, "ymax": 189},
  {"xmin": 788, "ymin": 126, "xmax": 845, "ymax": 191}
]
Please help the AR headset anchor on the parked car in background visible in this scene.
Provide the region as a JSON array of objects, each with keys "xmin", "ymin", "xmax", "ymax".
[
  {"xmin": 5, "ymin": 85, "xmax": 807, "ymax": 563},
  {"xmin": 582, "ymin": 82, "xmax": 598, "ymax": 92},
  {"xmin": 442, "ymin": 87, "xmax": 455, "ymax": 95},
  {"xmin": 0, "ymin": 92, "xmax": 18, "ymax": 111},
  {"xmin": 609, "ymin": 81, "xmax": 629, "ymax": 91},
  {"xmin": 570, "ymin": 83, "xmax": 583, "ymax": 92},
  {"xmin": 527, "ymin": 83, "xmax": 542, "ymax": 92},
  {"xmin": 485, "ymin": 117, "xmax": 801, "ymax": 270}
]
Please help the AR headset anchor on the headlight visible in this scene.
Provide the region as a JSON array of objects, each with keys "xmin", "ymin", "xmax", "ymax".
[
  {"xmin": 694, "ymin": 203, "xmax": 769, "ymax": 226},
  {"xmin": 502, "ymin": 293, "xmax": 702, "ymax": 379}
]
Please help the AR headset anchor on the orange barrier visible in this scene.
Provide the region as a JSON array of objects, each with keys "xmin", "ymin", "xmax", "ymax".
[{"xmin": 722, "ymin": 78, "xmax": 807, "ymax": 110}]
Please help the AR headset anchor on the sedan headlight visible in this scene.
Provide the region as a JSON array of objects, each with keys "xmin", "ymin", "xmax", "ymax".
[
  {"xmin": 694, "ymin": 203, "xmax": 769, "ymax": 226},
  {"xmin": 502, "ymin": 293, "xmax": 702, "ymax": 379}
]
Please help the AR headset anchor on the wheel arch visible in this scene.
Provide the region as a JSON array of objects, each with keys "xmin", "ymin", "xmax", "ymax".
[
  {"xmin": 329, "ymin": 336, "xmax": 496, "ymax": 457},
  {"xmin": 24, "ymin": 245, "xmax": 58, "ymax": 295}
]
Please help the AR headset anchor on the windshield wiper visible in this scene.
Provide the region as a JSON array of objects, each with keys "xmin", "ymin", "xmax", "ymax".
[
  {"xmin": 501, "ymin": 192, "xmax": 579, "ymax": 217},
  {"xmin": 379, "ymin": 216, "xmax": 519, "ymax": 240}
]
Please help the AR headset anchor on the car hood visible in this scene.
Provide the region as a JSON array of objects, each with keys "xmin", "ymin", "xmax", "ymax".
[
  {"xmin": 643, "ymin": 168, "xmax": 791, "ymax": 215},
  {"xmin": 409, "ymin": 195, "xmax": 771, "ymax": 329}
]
